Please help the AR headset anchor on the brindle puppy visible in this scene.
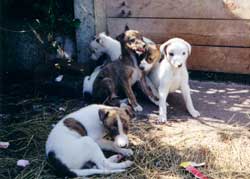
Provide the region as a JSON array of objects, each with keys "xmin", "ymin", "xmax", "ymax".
[
  {"xmin": 116, "ymin": 27, "xmax": 159, "ymax": 104},
  {"xmin": 92, "ymin": 59, "xmax": 142, "ymax": 111},
  {"xmin": 92, "ymin": 28, "xmax": 158, "ymax": 111}
]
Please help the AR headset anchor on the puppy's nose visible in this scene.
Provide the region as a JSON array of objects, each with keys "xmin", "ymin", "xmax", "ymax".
[
  {"xmin": 178, "ymin": 64, "xmax": 182, "ymax": 68},
  {"xmin": 118, "ymin": 142, "xmax": 128, "ymax": 148},
  {"xmin": 139, "ymin": 66, "xmax": 145, "ymax": 70},
  {"xmin": 143, "ymin": 44, "xmax": 146, "ymax": 48}
]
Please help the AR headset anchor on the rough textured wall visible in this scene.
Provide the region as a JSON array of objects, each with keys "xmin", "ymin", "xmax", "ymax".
[
  {"xmin": 1, "ymin": 0, "xmax": 96, "ymax": 73},
  {"xmin": 74, "ymin": 0, "xmax": 95, "ymax": 63},
  {"xmin": 4, "ymin": 29, "xmax": 45, "ymax": 72}
]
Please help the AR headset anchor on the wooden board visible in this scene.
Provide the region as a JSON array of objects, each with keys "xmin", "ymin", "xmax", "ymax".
[
  {"xmin": 107, "ymin": 18, "xmax": 250, "ymax": 47},
  {"xmin": 106, "ymin": 0, "xmax": 250, "ymax": 20},
  {"xmin": 188, "ymin": 46, "xmax": 250, "ymax": 74}
]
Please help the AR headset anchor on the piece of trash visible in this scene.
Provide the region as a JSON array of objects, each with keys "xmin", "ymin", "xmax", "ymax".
[
  {"xmin": 59, "ymin": 107, "xmax": 66, "ymax": 111},
  {"xmin": 55, "ymin": 75, "xmax": 64, "ymax": 82},
  {"xmin": 54, "ymin": 63, "xmax": 61, "ymax": 69},
  {"xmin": 180, "ymin": 161, "xmax": 208, "ymax": 179},
  {"xmin": 17, "ymin": 160, "xmax": 30, "ymax": 168},
  {"xmin": 0, "ymin": 142, "xmax": 10, "ymax": 149}
]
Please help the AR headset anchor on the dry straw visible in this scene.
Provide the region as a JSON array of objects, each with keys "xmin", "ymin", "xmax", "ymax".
[{"xmin": 1, "ymin": 96, "xmax": 250, "ymax": 179}]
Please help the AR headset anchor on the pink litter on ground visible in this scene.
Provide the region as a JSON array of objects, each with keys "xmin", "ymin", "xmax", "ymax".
[
  {"xmin": 17, "ymin": 160, "xmax": 30, "ymax": 167},
  {"xmin": 0, "ymin": 142, "xmax": 10, "ymax": 149}
]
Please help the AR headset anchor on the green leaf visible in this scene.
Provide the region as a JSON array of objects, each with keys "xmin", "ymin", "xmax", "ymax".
[{"xmin": 72, "ymin": 19, "xmax": 81, "ymax": 28}]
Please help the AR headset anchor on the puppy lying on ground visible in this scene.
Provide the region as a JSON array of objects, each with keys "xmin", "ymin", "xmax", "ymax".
[
  {"xmin": 139, "ymin": 38, "xmax": 200, "ymax": 123},
  {"xmin": 46, "ymin": 104, "xmax": 134, "ymax": 177}
]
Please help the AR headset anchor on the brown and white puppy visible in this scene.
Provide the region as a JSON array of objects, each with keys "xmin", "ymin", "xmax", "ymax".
[
  {"xmin": 46, "ymin": 104, "xmax": 134, "ymax": 177},
  {"xmin": 139, "ymin": 44, "xmax": 162, "ymax": 74},
  {"xmin": 91, "ymin": 28, "xmax": 158, "ymax": 111}
]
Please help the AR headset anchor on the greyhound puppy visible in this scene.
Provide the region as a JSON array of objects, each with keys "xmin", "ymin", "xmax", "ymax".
[
  {"xmin": 116, "ymin": 28, "xmax": 159, "ymax": 105},
  {"xmin": 90, "ymin": 29, "xmax": 158, "ymax": 111},
  {"xmin": 139, "ymin": 38, "xmax": 200, "ymax": 123},
  {"xmin": 46, "ymin": 104, "xmax": 134, "ymax": 177}
]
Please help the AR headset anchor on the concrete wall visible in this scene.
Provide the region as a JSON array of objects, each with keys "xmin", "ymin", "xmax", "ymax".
[{"xmin": 74, "ymin": 0, "xmax": 95, "ymax": 63}]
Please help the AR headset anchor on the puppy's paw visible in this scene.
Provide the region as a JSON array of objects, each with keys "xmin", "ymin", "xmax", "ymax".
[
  {"xmin": 120, "ymin": 148, "xmax": 133, "ymax": 157},
  {"xmin": 133, "ymin": 105, "xmax": 143, "ymax": 112},
  {"xmin": 158, "ymin": 116, "xmax": 167, "ymax": 124},
  {"xmin": 124, "ymin": 160, "xmax": 133, "ymax": 167},
  {"xmin": 120, "ymin": 103, "xmax": 129, "ymax": 108},
  {"xmin": 190, "ymin": 110, "xmax": 200, "ymax": 118},
  {"xmin": 108, "ymin": 154, "xmax": 123, "ymax": 163},
  {"xmin": 91, "ymin": 54, "xmax": 98, "ymax": 61}
]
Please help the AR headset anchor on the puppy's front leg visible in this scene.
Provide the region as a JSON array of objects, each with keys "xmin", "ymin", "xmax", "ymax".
[
  {"xmin": 181, "ymin": 82, "xmax": 200, "ymax": 118},
  {"xmin": 96, "ymin": 139, "xmax": 133, "ymax": 157},
  {"xmin": 140, "ymin": 75, "xmax": 159, "ymax": 104},
  {"xmin": 122, "ymin": 80, "xmax": 143, "ymax": 112},
  {"xmin": 158, "ymin": 83, "xmax": 169, "ymax": 123}
]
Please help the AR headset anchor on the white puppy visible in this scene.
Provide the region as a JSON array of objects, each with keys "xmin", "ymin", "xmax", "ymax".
[
  {"xmin": 46, "ymin": 104, "xmax": 133, "ymax": 177},
  {"xmin": 140, "ymin": 38, "xmax": 200, "ymax": 122},
  {"xmin": 90, "ymin": 32, "xmax": 121, "ymax": 61}
]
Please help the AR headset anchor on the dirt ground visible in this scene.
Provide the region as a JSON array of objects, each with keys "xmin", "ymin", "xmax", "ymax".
[
  {"xmin": 141, "ymin": 80, "xmax": 250, "ymax": 125},
  {"xmin": 0, "ymin": 80, "xmax": 250, "ymax": 179},
  {"xmin": 124, "ymin": 80, "xmax": 250, "ymax": 179}
]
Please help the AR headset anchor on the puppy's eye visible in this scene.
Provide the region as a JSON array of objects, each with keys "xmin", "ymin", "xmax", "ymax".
[
  {"xmin": 182, "ymin": 52, "xmax": 186, "ymax": 55},
  {"xmin": 123, "ymin": 126, "xmax": 128, "ymax": 134},
  {"xmin": 169, "ymin": 52, "xmax": 174, "ymax": 56},
  {"xmin": 148, "ymin": 58, "xmax": 153, "ymax": 62},
  {"xmin": 96, "ymin": 38, "xmax": 100, "ymax": 43},
  {"xmin": 130, "ymin": 39, "xmax": 135, "ymax": 43},
  {"xmin": 110, "ymin": 127, "xmax": 119, "ymax": 136}
]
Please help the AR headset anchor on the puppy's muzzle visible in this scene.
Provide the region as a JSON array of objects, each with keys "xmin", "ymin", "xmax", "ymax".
[
  {"xmin": 139, "ymin": 65, "xmax": 145, "ymax": 71},
  {"xmin": 178, "ymin": 64, "xmax": 183, "ymax": 68},
  {"xmin": 115, "ymin": 134, "xmax": 129, "ymax": 148}
]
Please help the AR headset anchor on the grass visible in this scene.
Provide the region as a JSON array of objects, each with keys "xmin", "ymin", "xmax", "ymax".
[{"xmin": 1, "ymin": 83, "xmax": 250, "ymax": 179}]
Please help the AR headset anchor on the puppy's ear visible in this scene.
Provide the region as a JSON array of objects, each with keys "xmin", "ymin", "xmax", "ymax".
[
  {"xmin": 183, "ymin": 40, "xmax": 192, "ymax": 56},
  {"xmin": 96, "ymin": 38, "xmax": 100, "ymax": 43},
  {"xmin": 160, "ymin": 40, "xmax": 172, "ymax": 56},
  {"xmin": 125, "ymin": 24, "xmax": 130, "ymax": 31},
  {"xmin": 98, "ymin": 108, "xmax": 109, "ymax": 122},
  {"xmin": 116, "ymin": 33, "xmax": 125, "ymax": 43},
  {"xmin": 124, "ymin": 106, "xmax": 135, "ymax": 118}
]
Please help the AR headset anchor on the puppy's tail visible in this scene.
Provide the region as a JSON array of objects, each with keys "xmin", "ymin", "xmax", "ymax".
[
  {"xmin": 71, "ymin": 168, "xmax": 125, "ymax": 177},
  {"xmin": 47, "ymin": 151, "xmax": 125, "ymax": 177},
  {"xmin": 47, "ymin": 151, "xmax": 77, "ymax": 178}
]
